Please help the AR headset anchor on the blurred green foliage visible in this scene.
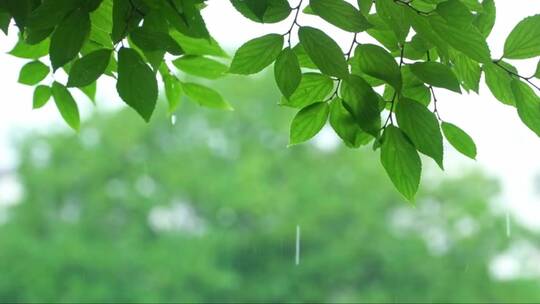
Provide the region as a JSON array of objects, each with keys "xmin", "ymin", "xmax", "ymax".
[{"xmin": 0, "ymin": 74, "xmax": 538, "ymax": 302}]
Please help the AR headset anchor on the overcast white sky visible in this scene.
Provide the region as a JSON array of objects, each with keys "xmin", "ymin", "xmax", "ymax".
[{"xmin": 1, "ymin": 0, "xmax": 540, "ymax": 228}]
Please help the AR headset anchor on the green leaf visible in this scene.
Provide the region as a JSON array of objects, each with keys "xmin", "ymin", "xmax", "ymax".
[
  {"xmin": 26, "ymin": 0, "xmax": 79, "ymax": 30},
  {"xmin": 116, "ymin": 47, "xmax": 158, "ymax": 122},
  {"xmin": 310, "ymin": 0, "xmax": 371, "ymax": 33},
  {"xmin": 244, "ymin": 0, "xmax": 269, "ymax": 19},
  {"xmin": 163, "ymin": 74, "xmax": 183, "ymax": 113},
  {"xmin": 357, "ymin": 0, "xmax": 373, "ymax": 16},
  {"xmin": 429, "ymin": 15, "xmax": 491, "ymax": 63},
  {"xmin": 18, "ymin": 60, "xmax": 49, "ymax": 85},
  {"xmin": 230, "ymin": 0, "xmax": 291, "ymax": 23},
  {"xmin": 504, "ymin": 15, "xmax": 540, "ymax": 59},
  {"xmin": 451, "ymin": 51, "xmax": 481, "ymax": 93},
  {"xmin": 405, "ymin": 10, "xmax": 449, "ymax": 60},
  {"xmin": 292, "ymin": 44, "xmax": 317, "ymax": 69},
  {"xmin": 79, "ymin": 82, "xmax": 97, "ymax": 102},
  {"xmin": 441, "ymin": 122, "xmax": 477, "ymax": 160},
  {"xmin": 173, "ymin": 55, "xmax": 228, "ymax": 79},
  {"xmin": 435, "ymin": 0, "xmax": 474, "ymax": 27},
  {"xmin": 483, "ymin": 62, "xmax": 516, "ymax": 105},
  {"xmin": 182, "ymin": 82, "xmax": 233, "ymax": 110},
  {"xmin": 274, "ymin": 47, "xmax": 302, "ymax": 99},
  {"xmin": 51, "ymin": 82, "xmax": 80, "ymax": 131},
  {"xmin": 396, "ymin": 98, "xmax": 444, "ymax": 168},
  {"xmin": 289, "ymin": 102, "xmax": 329, "ymax": 145},
  {"xmin": 50, "ymin": 8, "xmax": 91, "ymax": 70},
  {"xmin": 340, "ymin": 74, "xmax": 381, "ymax": 136},
  {"xmin": 9, "ymin": 38, "xmax": 50, "ymax": 59},
  {"xmin": 298, "ymin": 26, "xmax": 349, "ymax": 79},
  {"xmin": 473, "ymin": 0, "xmax": 496, "ymax": 38},
  {"xmin": 409, "ymin": 62, "xmax": 461, "ymax": 93},
  {"xmin": 32, "ymin": 85, "xmax": 52, "ymax": 109},
  {"xmin": 112, "ymin": 0, "xmax": 143, "ymax": 43},
  {"xmin": 511, "ymin": 79, "xmax": 540, "ymax": 137},
  {"xmin": 375, "ymin": 0, "xmax": 410, "ymax": 43},
  {"xmin": 229, "ymin": 34, "xmax": 283, "ymax": 75},
  {"xmin": 67, "ymin": 49, "xmax": 112, "ymax": 87},
  {"xmin": 354, "ymin": 44, "xmax": 402, "ymax": 91},
  {"xmin": 170, "ymin": 31, "xmax": 228, "ymax": 58},
  {"xmin": 535, "ymin": 60, "xmax": 540, "ymax": 79},
  {"xmin": 329, "ymin": 98, "xmax": 372, "ymax": 148},
  {"xmin": 281, "ymin": 73, "xmax": 334, "ymax": 108},
  {"xmin": 130, "ymin": 27, "xmax": 183, "ymax": 55},
  {"xmin": 380, "ymin": 125, "xmax": 422, "ymax": 201}
]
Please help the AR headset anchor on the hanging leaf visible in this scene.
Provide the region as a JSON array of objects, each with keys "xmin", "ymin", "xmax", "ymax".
[
  {"xmin": 380, "ymin": 125, "xmax": 422, "ymax": 201},
  {"xmin": 173, "ymin": 55, "xmax": 228, "ymax": 79},
  {"xmin": 49, "ymin": 8, "xmax": 91, "ymax": 70},
  {"xmin": 67, "ymin": 49, "xmax": 112, "ymax": 87},
  {"xmin": 354, "ymin": 44, "xmax": 402, "ymax": 91},
  {"xmin": 340, "ymin": 74, "xmax": 381, "ymax": 136},
  {"xmin": 289, "ymin": 102, "xmax": 329, "ymax": 145},
  {"xmin": 183, "ymin": 82, "xmax": 233, "ymax": 110},
  {"xmin": 32, "ymin": 85, "xmax": 52, "ymax": 109},
  {"xmin": 281, "ymin": 73, "xmax": 334, "ymax": 108},
  {"xmin": 329, "ymin": 98, "xmax": 372, "ymax": 148},
  {"xmin": 409, "ymin": 62, "xmax": 461, "ymax": 93},
  {"xmin": 51, "ymin": 82, "xmax": 80, "ymax": 131},
  {"xmin": 441, "ymin": 122, "xmax": 477, "ymax": 160},
  {"xmin": 298, "ymin": 26, "xmax": 349, "ymax": 79},
  {"xmin": 511, "ymin": 79, "xmax": 540, "ymax": 137},
  {"xmin": 396, "ymin": 98, "xmax": 444, "ymax": 168},
  {"xmin": 483, "ymin": 62, "xmax": 517, "ymax": 106},
  {"xmin": 116, "ymin": 47, "xmax": 158, "ymax": 122},
  {"xmin": 274, "ymin": 47, "xmax": 302, "ymax": 99},
  {"xmin": 163, "ymin": 74, "xmax": 183, "ymax": 113},
  {"xmin": 229, "ymin": 34, "xmax": 283, "ymax": 75}
]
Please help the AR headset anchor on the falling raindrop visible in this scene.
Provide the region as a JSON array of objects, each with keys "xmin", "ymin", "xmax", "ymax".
[
  {"xmin": 505, "ymin": 212, "xmax": 511, "ymax": 237},
  {"xmin": 295, "ymin": 225, "xmax": 301, "ymax": 266},
  {"xmin": 171, "ymin": 115, "xmax": 177, "ymax": 126}
]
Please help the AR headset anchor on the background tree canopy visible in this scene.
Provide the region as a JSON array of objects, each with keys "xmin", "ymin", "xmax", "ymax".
[
  {"xmin": 2, "ymin": 74, "xmax": 540, "ymax": 302},
  {"xmin": 1, "ymin": 0, "xmax": 540, "ymax": 199}
]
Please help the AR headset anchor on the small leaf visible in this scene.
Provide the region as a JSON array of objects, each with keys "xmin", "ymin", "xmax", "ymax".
[
  {"xmin": 380, "ymin": 125, "xmax": 422, "ymax": 201},
  {"xmin": 511, "ymin": 79, "xmax": 540, "ymax": 137},
  {"xmin": 281, "ymin": 73, "xmax": 333, "ymax": 108},
  {"xmin": 229, "ymin": 34, "xmax": 284, "ymax": 75},
  {"xmin": 116, "ymin": 47, "xmax": 158, "ymax": 122},
  {"xmin": 289, "ymin": 102, "xmax": 329, "ymax": 145},
  {"xmin": 310, "ymin": 0, "xmax": 372, "ymax": 33},
  {"xmin": 244, "ymin": 0, "xmax": 269, "ymax": 19},
  {"xmin": 504, "ymin": 15, "xmax": 540, "ymax": 59},
  {"xmin": 33, "ymin": 85, "xmax": 52, "ymax": 109},
  {"xmin": 298, "ymin": 26, "xmax": 349, "ymax": 79},
  {"xmin": 67, "ymin": 49, "xmax": 112, "ymax": 87},
  {"xmin": 354, "ymin": 44, "xmax": 402, "ymax": 91},
  {"xmin": 441, "ymin": 122, "xmax": 477, "ymax": 159},
  {"xmin": 163, "ymin": 74, "xmax": 183, "ymax": 113},
  {"xmin": 18, "ymin": 60, "xmax": 49, "ymax": 85},
  {"xmin": 173, "ymin": 55, "xmax": 228, "ymax": 79},
  {"xmin": 274, "ymin": 47, "xmax": 301, "ymax": 99},
  {"xmin": 50, "ymin": 8, "xmax": 91, "ymax": 70},
  {"xmin": 396, "ymin": 98, "xmax": 444, "ymax": 168},
  {"xmin": 51, "ymin": 82, "xmax": 80, "ymax": 131},
  {"xmin": 183, "ymin": 82, "xmax": 233, "ymax": 110},
  {"xmin": 409, "ymin": 62, "xmax": 461, "ymax": 93},
  {"xmin": 229, "ymin": 0, "xmax": 291, "ymax": 24}
]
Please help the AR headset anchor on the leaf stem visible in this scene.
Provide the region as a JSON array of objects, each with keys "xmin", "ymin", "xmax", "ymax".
[
  {"xmin": 426, "ymin": 50, "xmax": 442, "ymax": 120},
  {"xmin": 383, "ymin": 45, "xmax": 406, "ymax": 128},
  {"xmin": 283, "ymin": 0, "xmax": 303, "ymax": 47},
  {"xmin": 493, "ymin": 60, "xmax": 540, "ymax": 92}
]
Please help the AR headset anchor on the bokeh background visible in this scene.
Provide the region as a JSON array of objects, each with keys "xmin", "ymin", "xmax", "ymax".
[{"xmin": 1, "ymin": 0, "xmax": 540, "ymax": 302}]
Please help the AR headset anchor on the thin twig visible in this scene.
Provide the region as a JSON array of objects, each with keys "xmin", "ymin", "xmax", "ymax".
[{"xmin": 493, "ymin": 60, "xmax": 540, "ymax": 92}]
